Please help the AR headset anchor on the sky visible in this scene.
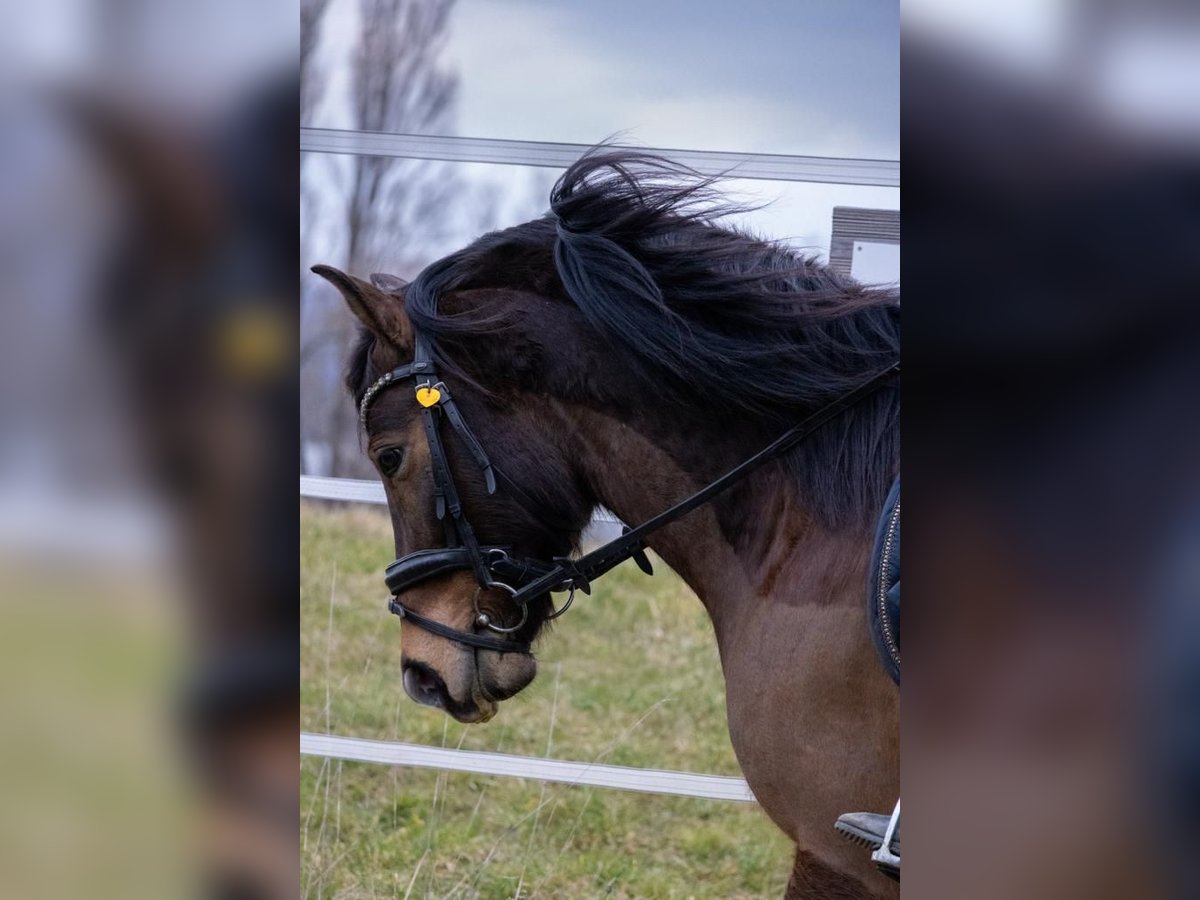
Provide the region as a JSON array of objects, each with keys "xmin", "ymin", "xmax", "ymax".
[
  {"xmin": 304, "ymin": 0, "xmax": 900, "ymax": 268},
  {"xmin": 446, "ymin": 0, "xmax": 899, "ymax": 159}
]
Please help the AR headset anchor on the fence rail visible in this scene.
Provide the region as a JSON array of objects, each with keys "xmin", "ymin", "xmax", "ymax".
[
  {"xmin": 300, "ymin": 475, "xmax": 622, "ymax": 525},
  {"xmin": 301, "ymin": 733, "xmax": 755, "ymax": 803},
  {"xmin": 300, "ymin": 474, "xmax": 387, "ymax": 504},
  {"xmin": 300, "ymin": 127, "xmax": 900, "ymax": 187}
]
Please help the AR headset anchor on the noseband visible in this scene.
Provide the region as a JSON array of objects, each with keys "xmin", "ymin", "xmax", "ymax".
[{"xmin": 362, "ymin": 330, "xmax": 898, "ymax": 656}]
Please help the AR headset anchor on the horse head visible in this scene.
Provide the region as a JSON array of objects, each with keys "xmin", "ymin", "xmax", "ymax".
[{"xmin": 313, "ymin": 262, "xmax": 595, "ymax": 722}]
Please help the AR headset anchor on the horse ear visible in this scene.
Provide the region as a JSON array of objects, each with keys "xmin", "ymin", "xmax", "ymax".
[
  {"xmin": 311, "ymin": 265, "xmax": 412, "ymax": 347},
  {"xmin": 369, "ymin": 272, "xmax": 408, "ymax": 293}
]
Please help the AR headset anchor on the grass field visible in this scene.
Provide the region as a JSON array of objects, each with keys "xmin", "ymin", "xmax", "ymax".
[{"xmin": 301, "ymin": 502, "xmax": 791, "ymax": 899}]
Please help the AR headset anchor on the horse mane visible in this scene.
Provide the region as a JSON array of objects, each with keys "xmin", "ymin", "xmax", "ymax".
[{"xmin": 350, "ymin": 149, "xmax": 899, "ymax": 529}]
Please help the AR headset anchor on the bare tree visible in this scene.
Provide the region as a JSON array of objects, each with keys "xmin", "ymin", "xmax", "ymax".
[
  {"xmin": 345, "ymin": 0, "xmax": 458, "ymax": 274},
  {"xmin": 300, "ymin": 0, "xmax": 332, "ymax": 122},
  {"xmin": 300, "ymin": 0, "xmax": 460, "ymax": 476}
]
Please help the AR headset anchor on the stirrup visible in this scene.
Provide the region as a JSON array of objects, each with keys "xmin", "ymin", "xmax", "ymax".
[
  {"xmin": 834, "ymin": 799, "xmax": 900, "ymax": 880},
  {"xmin": 870, "ymin": 799, "xmax": 900, "ymax": 878}
]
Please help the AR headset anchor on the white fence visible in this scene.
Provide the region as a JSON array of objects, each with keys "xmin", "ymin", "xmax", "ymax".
[
  {"xmin": 301, "ymin": 128, "xmax": 897, "ymax": 803},
  {"xmin": 299, "ymin": 474, "xmax": 621, "ymax": 530},
  {"xmin": 300, "ymin": 474, "xmax": 387, "ymax": 504},
  {"xmin": 300, "ymin": 127, "xmax": 899, "ymax": 187},
  {"xmin": 301, "ymin": 733, "xmax": 755, "ymax": 803}
]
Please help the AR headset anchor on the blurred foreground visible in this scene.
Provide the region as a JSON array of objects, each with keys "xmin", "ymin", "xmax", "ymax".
[
  {"xmin": 905, "ymin": 3, "xmax": 1199, "ymax": 898},
  {"xmin": 0, "ymin": 3, "xmax": 297, "ymax": 898}
]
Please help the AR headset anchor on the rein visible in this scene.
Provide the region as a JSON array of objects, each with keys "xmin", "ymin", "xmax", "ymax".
[{"xmin": 362, "ymin": 334, "xmax": 898, "ymax": 655}]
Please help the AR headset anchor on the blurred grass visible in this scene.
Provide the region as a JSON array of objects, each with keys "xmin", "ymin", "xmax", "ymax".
[
  {"xmin": 0, "ymin": 561, "xmax": 187, "ymax": 900},
  {"xmin": 301, "ymin": 501, "xmax": 790, "ymax": 899}
]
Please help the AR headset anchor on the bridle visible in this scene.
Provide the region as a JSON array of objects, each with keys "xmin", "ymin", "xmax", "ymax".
[{"xmin": 363, "ymin": 331, "xmax": 898, "ymax": 656}]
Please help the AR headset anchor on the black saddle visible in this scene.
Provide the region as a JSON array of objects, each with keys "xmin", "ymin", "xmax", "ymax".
[{"xmin": 868, "ymin": 478, "xmax": 900, "ymax": 684}]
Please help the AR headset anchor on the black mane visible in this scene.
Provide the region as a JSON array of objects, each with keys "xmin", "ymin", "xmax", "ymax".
[{"xmin": 350, "ymin": 150, "xmax": 899, "ymax": 528}]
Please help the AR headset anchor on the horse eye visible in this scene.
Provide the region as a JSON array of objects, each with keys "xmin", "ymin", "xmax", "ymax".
[{"xmin": 377, "ymin": 447, "xmax": 404, "ymax": 476}]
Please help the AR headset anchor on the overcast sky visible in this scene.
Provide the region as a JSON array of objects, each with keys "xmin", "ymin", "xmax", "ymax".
[
  {"xmin": 447, "ymin": 0, "xmax": 898, "ymax": 159},
  {"xmin": 307, "ymin": 0, "xmax": 899, "ymax": 271}
]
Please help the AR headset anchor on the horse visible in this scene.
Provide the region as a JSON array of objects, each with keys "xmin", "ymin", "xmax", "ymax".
[{"xmin": 314, "ymin": 150, "xmax": 900, "ymax": 898}]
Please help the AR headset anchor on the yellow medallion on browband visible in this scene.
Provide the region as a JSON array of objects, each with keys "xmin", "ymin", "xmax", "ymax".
[{"xmin": 415, "ymin": 384, "xmax": 442, "ymax": 408}]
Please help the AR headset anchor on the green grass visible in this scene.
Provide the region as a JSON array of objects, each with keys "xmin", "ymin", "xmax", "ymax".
[
  {"xmin": 301, "ymin": 502, "xmax": 791, "ymax": 899},
  {"xmin": 0, "ymin": 565, "xmax": 186, "ymax": 900}
]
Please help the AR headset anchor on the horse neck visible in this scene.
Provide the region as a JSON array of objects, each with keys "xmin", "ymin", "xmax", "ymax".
[{"xmin": 562, "ymin": 402, "xmax": 870, "ymax": 641}]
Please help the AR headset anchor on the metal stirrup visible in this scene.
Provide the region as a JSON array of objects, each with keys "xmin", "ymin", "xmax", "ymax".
[{"xmin": 871, "ymin": 799, "xmax": 900, "ymax": 873}]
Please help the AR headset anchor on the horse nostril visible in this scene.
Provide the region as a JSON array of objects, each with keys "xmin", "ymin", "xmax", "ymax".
[{"xmin": 402, "ymin": 661, "xmax": 448, "ymax": 710}]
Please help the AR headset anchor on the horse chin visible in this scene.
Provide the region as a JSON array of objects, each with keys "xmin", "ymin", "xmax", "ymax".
[
  {"xmin": 416, "ymin": 650, "xmax": 534, "ymax": 724},
  {"xmin": 449, "ymin": 696, "xmax": 497, "ymax": 724},
  {"xmin": 475, "ymin": 647, "xmax": 538, "ymax": 704}
]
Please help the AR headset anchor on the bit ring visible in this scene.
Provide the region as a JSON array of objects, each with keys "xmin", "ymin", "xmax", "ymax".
[{"xmin": 473, "ymin": 582, "xmax": 527, "ymax": 633}]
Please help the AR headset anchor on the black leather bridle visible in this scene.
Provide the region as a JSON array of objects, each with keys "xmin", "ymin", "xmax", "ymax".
[{"xmin": 363, "ymin": 330, "xmax": 898, "ymax": 656}]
